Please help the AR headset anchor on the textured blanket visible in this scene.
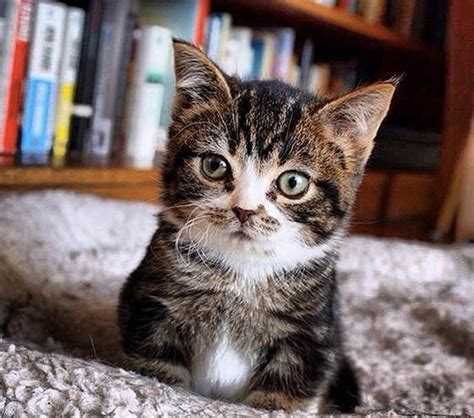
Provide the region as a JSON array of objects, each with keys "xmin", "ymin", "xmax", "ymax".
[{"xmin": 0, "ymin": 191, "xmax": 473, "ymax": 416}]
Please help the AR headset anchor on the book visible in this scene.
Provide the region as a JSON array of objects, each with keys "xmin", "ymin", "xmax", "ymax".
[
  {"xmin": 0, "ymin": 0, "xmax": 33, "ymax": 155},
  {"xmin": 299, "ymin": 38, "xmax": 314, "ymax": 90},
  {"xmin": 272, "ymin": 28, "xmax": 295, "ymax": 82},
  {"xmin": 110, "ymin": 12, "xmax": 136, "ymax": 159},
  {"xmin": 52, "ymin": 7, "xmax": 85, "ymax": 161},
  {"xmin": 362, "ymin": 0, "xmax": 387, "ymax": 24},
  {"xmin": 0, "ymin": 1, "xmax": 15, "ymax": 147},
  {"xmin": 221, "ymin": 27, "xmax": 253, "ymax": 79},
  {"xmin": 85, "ymin": 0, "xmax": 131, "ymax": 159},
  {"xmin": 137, "ymin": 0, "xmax": 209, "ymax": 44},
  {"xmin": 287, "ymin": 55, "xmax": 301, "ymax": 87},
  {"xmin": 124, "ymin": 26, "xmax": 171, "ymax": 167},
  {"xmin": 250, "ymin": 32, "xmax": 275, "ymax": 80},
  {"xmin": 215, "ymin": 13, "xmax": 232, "ymax": 68},
  {"xmin": 337, "ymin": 0, "xmax": 357, "ymax": 12},
  {"xmin": 21, "ymin": 1, "xmax": 66, "ymax": 155},
  {"xmin": 307, "ymin": 64, "xmax": 331, "ymax": 95},
  {"xmin": 205, "ymin": 13, "xmax": 222, "ymax": 62},
  {"xmin": 194, "ymin": 0, "xmax": 210, "ymax": 46},
  {"xmin": 388, "ymin": 0, "xmax": 417, "ymax": 37},
  {"xmin": 68, "ymin": 0, "xmax": 104, "ymax": 156},
  {"xmin": 136, "ymin": 1, "xmax": 211, "ymax": 132}
]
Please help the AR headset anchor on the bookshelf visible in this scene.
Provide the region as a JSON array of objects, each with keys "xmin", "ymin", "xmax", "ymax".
[
  {"xmin": 1, "ymin": 0, "xmax": 459, "ymax": 241},
  {"xmin": 212, "ymin": 0, "xmax": 441, "ymax": 57}
]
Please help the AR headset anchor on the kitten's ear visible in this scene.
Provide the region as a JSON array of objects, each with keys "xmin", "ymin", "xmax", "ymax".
[
  {"xmin": 317, "ymin": 82, "xmax": 396, "ymax": 164},
  {"xmin": 172, "ymin": 39, "xmax": 232, "ymax": 116}
]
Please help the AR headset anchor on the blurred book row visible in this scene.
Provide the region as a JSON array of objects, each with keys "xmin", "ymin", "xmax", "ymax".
[
  {"xmin": 0, "ymin": 0, "xmax": 444, "ymax": 168},
  {"xmin": 317, "ymin": 0, "xmax": 446, "ymax": 45}
]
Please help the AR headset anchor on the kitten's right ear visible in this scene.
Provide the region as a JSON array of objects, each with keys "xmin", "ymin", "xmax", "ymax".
[{"xmin": 172, "ymin": 39, "xmax": 232, "ymax": 116}]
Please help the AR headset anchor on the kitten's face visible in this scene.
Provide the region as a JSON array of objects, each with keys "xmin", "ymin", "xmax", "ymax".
[{"xmin": 161, "ymin": 41, "xmax": 395, "ymax": 278}]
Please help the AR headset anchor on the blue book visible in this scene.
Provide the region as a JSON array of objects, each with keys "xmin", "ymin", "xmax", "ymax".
[
  {"xmin": 21, "ymin": 2, "xmax": 66, "ymax": 155},
  {"xmin": 251, "ymin": 38, "xmax": 265, "ymax": 80}
]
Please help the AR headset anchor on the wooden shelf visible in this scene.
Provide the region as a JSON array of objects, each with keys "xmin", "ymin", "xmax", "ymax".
[
  {"xmin": 0, "ymin": 163, "xmax": 160, "ymax": 203},
  {"xmin": 212, "ymin": 0, "xmax": 441, "ymax": 58}
]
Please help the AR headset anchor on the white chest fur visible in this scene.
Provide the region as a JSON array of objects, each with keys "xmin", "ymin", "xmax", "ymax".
[{"xmin": 191, "ymin": 330, "xmax": 254, "ymax": 400}]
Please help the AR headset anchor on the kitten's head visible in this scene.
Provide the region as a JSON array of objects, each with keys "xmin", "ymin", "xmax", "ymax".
[{"xmin": 161, "ymin": 40, "xmax": 395, "ymax": 278}]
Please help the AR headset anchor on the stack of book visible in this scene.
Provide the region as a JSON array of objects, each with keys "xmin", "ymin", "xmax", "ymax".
[
  {"xmin": 205, "ymin": 14, "xmax": 358, "ymax": 97},
  {"xmin": 0, "ymin": 0, "xmax": 208, "ymax": 167}
]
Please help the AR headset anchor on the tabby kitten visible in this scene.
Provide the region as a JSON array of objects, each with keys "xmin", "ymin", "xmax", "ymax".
[{"xmin": 118, "ymin": 39, "xmax": 395, "ymax": 413}]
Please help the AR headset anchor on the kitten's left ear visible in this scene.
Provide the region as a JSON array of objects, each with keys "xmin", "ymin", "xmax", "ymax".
[
  {"xmin": 317, "ymin": 82, "xmax": 396, "ymax": 164},
  {"xmin": 172, "ymin": 39, "xmax": 232, "ymax": 117}
]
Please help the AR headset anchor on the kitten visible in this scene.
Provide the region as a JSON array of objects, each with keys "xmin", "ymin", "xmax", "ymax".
[{"xmin": 118, "ymin": 39, "xmax": 395, "ymax": 413}]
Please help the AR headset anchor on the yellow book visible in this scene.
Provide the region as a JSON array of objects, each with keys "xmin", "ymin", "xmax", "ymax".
[
  {"xmin": 53, "ymin": 83, "xmax": 74, "ymax": 159},
  {"xmin": 52, "ymin": 7, "xmax": 84, "ymax": 160}
]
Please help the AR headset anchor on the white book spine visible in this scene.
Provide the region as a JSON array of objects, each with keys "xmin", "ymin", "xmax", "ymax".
[
  {"xmin": 58, "ymin": 8, "xmax": 84, "ymax": 87},
  {"xmin": 124, "ymin": 26, "xmax": 171, "ymax": 167},
  {"xmin": 21, "ymin": 1, "xmax": 66, "ymax": 154},
  {"xmin": 52, "ymin": 7, "xmax": 85, "ymax": 158}
]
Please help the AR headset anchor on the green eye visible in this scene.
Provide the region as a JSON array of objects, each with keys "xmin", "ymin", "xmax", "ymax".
[
  {"xmin": 201, "ymin": 154, "xmax": 229, "ymax": 180},
  {"xmin": 277, "ymin": 171, "xmax": 310, "ymax": 198}
]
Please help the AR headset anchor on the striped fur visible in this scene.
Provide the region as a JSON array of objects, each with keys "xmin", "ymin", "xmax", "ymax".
[{"xmin": 118, "ymin": 40, "xmax": 395, "ymax": 412}]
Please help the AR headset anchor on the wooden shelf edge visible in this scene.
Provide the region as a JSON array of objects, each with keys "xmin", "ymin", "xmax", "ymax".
[{"xmin": 0, "ymin": 165, "xmax": 159, "ymax": 187}]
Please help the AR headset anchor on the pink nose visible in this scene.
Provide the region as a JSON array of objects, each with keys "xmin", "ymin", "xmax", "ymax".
[{"xmin": 232, "ymin": 207, "xmax": 256, "ymax": 224}]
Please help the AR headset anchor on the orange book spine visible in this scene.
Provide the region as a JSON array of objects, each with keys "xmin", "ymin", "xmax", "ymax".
[
  {"xmin": 1, "ymin": 0, "xmax": 33, "ymax": 154},
  {"xmin": 194, "ymin": 0, "xmax": 210, "ymax": 46}
]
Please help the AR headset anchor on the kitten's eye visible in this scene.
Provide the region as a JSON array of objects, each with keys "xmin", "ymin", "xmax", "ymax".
[
  {"xmin": 277, "ymin": 171, "xmax": 310, "ymax": 199},
  {"xmin": 201, "ymin": 154, "xmax": 229, "ymax": 180}
]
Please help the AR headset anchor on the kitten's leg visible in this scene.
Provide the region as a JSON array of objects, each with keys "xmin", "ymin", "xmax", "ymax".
[
  {"xmin": 244, "ymin": 391, "xmax": 323, "ymax": 413},
  {"xmin": 127, "ymin": 354, "xmax": 191, "ymax": 388},
  {"xmin": 243, "ymin": 344, "xmax": 336, "ymax": 413},
  {"xmin": 119, "ymin": 287, "xmax": 191, "ymax": 388}
]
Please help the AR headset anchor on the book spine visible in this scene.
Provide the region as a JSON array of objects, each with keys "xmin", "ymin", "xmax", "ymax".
[
  {"xmin": 299, "ymin": 38, "xmax": 314, "ymax": 89},
  {"xmin": 261, "ymin": 35, "xmax": 276, "ymax": 80},
  {"xmin": 272, "ymin": 28, "xmax": 295, "ymax": 81},
  {"xmin": 124, "ymin": 26, "xmax": 171, "ymax": 166},
  {"xmin": 21, "ymin": 1, "xmax": 66, "ymax": 155},
  {"xmin": 216, "ymin": 13, "xmax": 232, "ymax": 67},
  {"xmin": 194, "ymin": 0, "xmax": 210, "ymax": 46},
  {"xmin": 0, "ymin": 1, "xmax": 17, "ymax": 145},
  {"xmin": 86, "ymin": 0, "xmax": 131, "ymax": 159},
  {"xmin": 0, "ymin": 0, "xmax": 33, "ymax": 155},
  {"xmin": 68, "ymin": 0, "xmax": 103, "ymax": 155},
  {"xmin": 205, "ymin": 14, "xmax": 222, "ymax": 62},
  {"xmin": 111, "ymin": 12, "xmax": 135, "ymax": 159},
  {"xmin": 250, "ymin": 38, "xmax": 265, "ymax": 80},
  {"xmin": 52, "ymin": 7, "xmax": 85, "ymax": 161}
]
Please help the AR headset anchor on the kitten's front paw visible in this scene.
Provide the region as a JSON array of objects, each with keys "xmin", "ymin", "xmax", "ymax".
[{"xmin": 244, "ymin": 391, "xmax": 319, "ymax": 413}]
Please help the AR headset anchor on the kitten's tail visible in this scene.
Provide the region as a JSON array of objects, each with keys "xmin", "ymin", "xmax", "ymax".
[{"xmin": 326, "ymin": 355, "xmax": 361, "ymax": 413}]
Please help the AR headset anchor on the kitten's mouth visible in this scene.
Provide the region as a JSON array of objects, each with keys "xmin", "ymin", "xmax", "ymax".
[{"xmin": 231, "ymin": 230, "xmax": 252, "ymax": 240}]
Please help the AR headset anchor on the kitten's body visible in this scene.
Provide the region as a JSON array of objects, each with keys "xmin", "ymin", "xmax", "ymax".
[{"xmin": 119, "ymin": 41, "xmax": 395, "ymax": 412}]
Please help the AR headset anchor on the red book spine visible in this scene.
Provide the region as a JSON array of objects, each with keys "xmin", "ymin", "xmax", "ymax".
[
  {"xmin": 194, "ymin": 0, "xmax": 210, "ymax": 46},
  {"xmin": 337, "ymin": 0, "xmax": 351, "ymax": 9},
  {"xmin": 1, "ymin": 0, "xmax": 33, "ymax": 154}
]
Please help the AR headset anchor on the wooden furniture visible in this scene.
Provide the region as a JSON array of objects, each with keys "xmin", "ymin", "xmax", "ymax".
[
  {"xmin": 1, "ymin": 0, "xmax": 461, "ymax": 241},
  {"xmin": 436, "ymin": 1, "xmax": 474, "ymax": 240},
  {"xmin": 0, "ymin": 164, "xmax": 435, "ymax": 239}
]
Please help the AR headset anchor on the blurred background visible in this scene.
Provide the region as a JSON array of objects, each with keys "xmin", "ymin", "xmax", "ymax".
[{"xmin": 0, "ymin": 0, "xmax": 472, "ymax": 242}]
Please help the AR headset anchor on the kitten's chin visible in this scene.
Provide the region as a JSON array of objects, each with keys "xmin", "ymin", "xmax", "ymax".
[{"xmin": 231, "ymin": 230, "xmax": 252, "ymax": 241}]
